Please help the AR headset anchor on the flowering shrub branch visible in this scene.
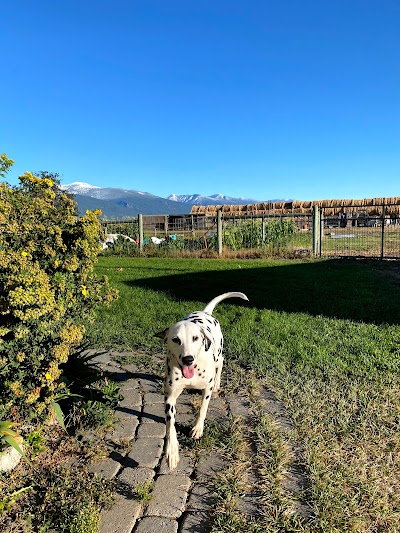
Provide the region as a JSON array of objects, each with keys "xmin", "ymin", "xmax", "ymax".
[{"xmin": 0, "ymin": 158, "xmax": 118, "ymax": 424}]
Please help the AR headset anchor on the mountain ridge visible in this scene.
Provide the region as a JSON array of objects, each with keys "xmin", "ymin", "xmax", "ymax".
[
  {"xmin": 61, "ymin": 182, "xmax": 286, "ymax": 218},
  {"xmin": 167, "ymin": 193, "xmax": 260, "ymax": 205}
]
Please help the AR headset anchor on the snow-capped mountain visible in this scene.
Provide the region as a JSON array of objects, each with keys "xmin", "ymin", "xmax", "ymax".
[
  {"xmin": 62, "ymin": 182, "xmax": 158, "ymax": 201},
  {"xmin": 61, "ymin": 182, "xmax": 282, "ymax": 217},
  {"xmin": 167, "ymin": 193, "xmax": 261, "ymax": 205},
  {"xmin": 62, "ymin": 182, "xmax": 189, "ymax": 217},
  {"xmin": 61, "ymin": 182, "xmax": 102, "ymax": 195}
]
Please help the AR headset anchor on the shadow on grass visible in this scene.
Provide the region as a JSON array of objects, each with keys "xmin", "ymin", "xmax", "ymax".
[{"xmin": 125, "ymin": 259, "xmax": 400, "ymax": 325}]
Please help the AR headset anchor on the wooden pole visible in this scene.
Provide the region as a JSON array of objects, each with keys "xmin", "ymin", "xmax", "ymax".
[
  {"xmin": 312, "ymin": 205, "xmax": 320, "ymax": 256},
  {"xmin": 381, "ymin": 205, "xmax": 385, "ymax": 260},
  {"xmin": 217, "ymin": 209, "xmax": 223, "ymax": 256},
  {"xmin": 138, "ymin": 214, "xmax": 144, "ymax": 252},
  {"xmin": 262, "ymin": 215, "xmax": 266, "ymax": 242}
]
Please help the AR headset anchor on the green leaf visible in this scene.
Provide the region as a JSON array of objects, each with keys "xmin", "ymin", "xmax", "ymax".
[
  {"xmin": 51, "ymin": 402, "xmax": 66, "ymax": 430},
  {"xmin": 3, "ymin": 435, "xmax": 31, "ymax": 465}
]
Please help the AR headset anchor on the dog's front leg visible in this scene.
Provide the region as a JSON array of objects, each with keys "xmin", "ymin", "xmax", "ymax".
[
  {"xmin": 214, "ymin": 356, "xmax": 224, "ymax": 394},
  {"xmin": 164, "ymin": 384, "xmax": 183, "ymax": 470},
  {"xmin": 191, "ymin": 386, "xmax": 213, "ymax": 439}
]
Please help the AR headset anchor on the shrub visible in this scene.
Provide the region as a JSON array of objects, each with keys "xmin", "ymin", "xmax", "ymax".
[{"xmin": 0, "ymin": 156, "xmax": 118, "ymax": 424}]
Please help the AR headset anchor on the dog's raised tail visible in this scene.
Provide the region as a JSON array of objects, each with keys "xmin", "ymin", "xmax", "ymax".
[{"xmin": 203, "ymin": 292, "xmax": 249, "ymax": 314}]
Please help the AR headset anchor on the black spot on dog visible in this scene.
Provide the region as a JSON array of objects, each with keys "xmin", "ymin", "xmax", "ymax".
[
  {"xmin": 167, "ymin": 415, "xmax": 171, "ymax": 421},
  {"xmin": 203, "ymin": 334, "xmax": 212, "ymax": 352},
  {"xmin": 175, "ymin": 377, "xmax": 179, "ymax": 381},
  {"xmin": 165, "ymin": 403, "xmax": 170, "ymax": 413},
  {"xmin": 205, "ymin": 395, "xmax": 210, "ymax": 400},
  {"xmin": 209, "ymin": 378, "xmax": 213, "ymax": 383},
  {"xmin": 169, "ymin": 379, "xmax": 172, "ymax": 386}
]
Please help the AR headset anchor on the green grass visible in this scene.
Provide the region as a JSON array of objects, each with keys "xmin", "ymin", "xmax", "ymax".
[{"xmin": 85, "ymin": 256, "xmax": 400, "ymax": 532}]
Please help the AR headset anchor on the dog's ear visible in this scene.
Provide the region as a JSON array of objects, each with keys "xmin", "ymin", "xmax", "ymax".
[
  {"xmin": 201, "ymin": 330, "xmax": 212, "ymax": 352},
  {"xmin": 155, "ymin": 328, "xmax": 169, "ymax": 339}
]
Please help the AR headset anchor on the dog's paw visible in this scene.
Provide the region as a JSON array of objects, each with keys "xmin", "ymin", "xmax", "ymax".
[
  {"xmin": 165, "ymin": 441, "xmax": 180, "ymax": 470},
  {"xmin": 191, "ymin": 422, "xmax": 204, "ymax": 439}
]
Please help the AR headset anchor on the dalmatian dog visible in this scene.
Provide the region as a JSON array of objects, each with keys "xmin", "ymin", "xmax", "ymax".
[{"xmin": 156, "ymin": 292, "xmax": 249, "ymax": 469}]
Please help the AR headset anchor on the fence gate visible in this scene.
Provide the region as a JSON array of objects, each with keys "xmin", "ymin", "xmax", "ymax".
[{"xmin": 319, "ymin": 204, "xmax": 400, "ymax": 259}]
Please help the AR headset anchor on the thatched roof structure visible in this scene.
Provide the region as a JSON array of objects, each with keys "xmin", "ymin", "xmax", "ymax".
[{"xmin": 190, "ymin": 197, "xmax": 400, "ymax": 217}]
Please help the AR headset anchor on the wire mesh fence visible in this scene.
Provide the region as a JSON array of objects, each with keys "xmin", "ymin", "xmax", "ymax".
[
  {"xmin": 219, "ymin": 214, "xmax": 313, "ymax": 256},
  {"xmin": 321, "ymin": 205, "xmax": 400, "ymax": 258},
  {"xmin": 101, "ymin": 213, "xmax": 314, "ymax": 257},
  {"xmin": 100, "ymin": 204, "xmax": 400, "ymax": 259}
]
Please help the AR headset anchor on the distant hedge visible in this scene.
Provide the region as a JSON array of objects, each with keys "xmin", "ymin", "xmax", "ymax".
[{"xmin": 0, "ymin": 155, "xmax": 118, "ymax": 424}]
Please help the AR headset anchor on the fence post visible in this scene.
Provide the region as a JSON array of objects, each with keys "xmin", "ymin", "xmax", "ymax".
[
  {"xmin": 319, "ymin": 209, "xmax": 324, "ymax": 256},
  {"xmin": 312, "ymin": 205, "xmax": 321, "ymax": 256},
  {"xmin": 138, "ymin": 214, "xmax": 144, "ymax": 252},
  {"xmin": 381, "ymin": 205, "xmax": 386, "ymax": 260},
  {"xmin": 262, "ymin": 215, "xmax": 266, "ymax": 242},
  {"xmin": 164, "ymin": 215, "xmax": 168, "ymax": 237},
  {"xmin": 217, "ymin": 209, "xmax": 223, "ymax": 256}
]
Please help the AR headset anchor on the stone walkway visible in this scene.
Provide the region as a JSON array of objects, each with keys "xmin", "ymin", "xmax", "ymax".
[{"xmin": 88, "ymin": 351, "xmax": 311, "ymax": 533}]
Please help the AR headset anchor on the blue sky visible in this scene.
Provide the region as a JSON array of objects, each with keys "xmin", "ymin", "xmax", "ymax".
[{"xmin": 1, "ymin": 0, "xmax": 399, "ymax": 201}]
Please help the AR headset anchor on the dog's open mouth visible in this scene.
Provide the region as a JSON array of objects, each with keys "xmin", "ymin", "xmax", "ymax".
[{"xmin": 181, "ymin": 364, "xmax": 195, "ymax": 379}]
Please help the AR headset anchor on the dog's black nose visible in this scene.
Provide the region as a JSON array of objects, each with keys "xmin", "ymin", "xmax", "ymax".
[{"xmin": 182, "ymin": 356, "xmax": 194, "ymax": 366}]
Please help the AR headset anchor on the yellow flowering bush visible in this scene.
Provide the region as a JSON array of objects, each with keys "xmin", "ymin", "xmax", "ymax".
[{"xmin": 0, "ymin": 157, "xmax": 118, "ymax": 423}]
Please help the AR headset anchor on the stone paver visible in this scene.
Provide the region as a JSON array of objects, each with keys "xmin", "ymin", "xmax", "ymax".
[
  {"xmin": 180, "ymin": 511, "xmax": 211, "ymax": 533},
  {"xmin": 95, "ymin": 350, "xmax": 310, "ymax": 533},
  {"xmin": 141, "ymin": 403, "xmax": 166, "ymax": 423},
  {"xmin": 110, "ymin": 415, "xmax": 139, "ymax": 441},
  {"xmin": 134, "ymin": 516, "xmax": 178, "ymax": 533},
  {"xmin": 99, "ymin": 494, "xmax": 141, "ymax": 533},
  {"xmin": 145, "ymin": 474, "xmax": 191, "ymax": 518},
  {"xmin": 88, "ymin": 456, "xmax": 122, "ymax": 479},
  {"xmin": 136, "ymin": 422, "xmax": 166, "ymax": 438},
  {"xmin": 158, "ymin": 452, "xmax": 195, "ymax": 477},
  {"xmin": 126, "ymin": 437, "xmax": 164, "ymax": 468},
  {"xmin": 118, "ymin": 466, "xmax": 155, "ymax": 489},
  {"xmin": 186, "ymin": 482, "xmax": 215, "ymax": 511},
  {"xmin": 144, "ymin": 392, "xmax": 164, "ymax": 404},
  {"xmin": 119, "ymin": 388, "xmax": 142, "ymax": 408}
]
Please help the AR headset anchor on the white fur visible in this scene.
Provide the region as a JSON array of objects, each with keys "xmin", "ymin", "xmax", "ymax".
[{"xmin": 157, "ymin": 292, "xmax": 248, "ymax": 469}]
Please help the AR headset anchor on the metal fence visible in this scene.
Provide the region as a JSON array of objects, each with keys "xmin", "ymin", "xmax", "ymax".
[
  {"xmin": 101, "ymin": 203, "xmax": 400, "ymax": 259},
  {"xmin": 320, "ymin": 205, "xmax": 400, "ymax": 259}
]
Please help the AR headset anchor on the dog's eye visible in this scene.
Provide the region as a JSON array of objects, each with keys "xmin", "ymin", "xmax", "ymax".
[
  {"xmin": 193, "ymin": 336, "xmax": 199, "ymax": 342},
  {"xmin": 172, "ymin": 337, "xmax": 181, "ymax": 345}
]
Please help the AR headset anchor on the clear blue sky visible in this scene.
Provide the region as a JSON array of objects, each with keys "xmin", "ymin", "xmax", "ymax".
[{"xmin": 2, "ymin": 0, "xmax": 399, "ymax": 201}]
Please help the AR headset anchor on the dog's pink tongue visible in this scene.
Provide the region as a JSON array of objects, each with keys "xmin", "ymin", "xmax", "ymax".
[{"xmin": 182, "ymin": 365, "xmax": 195, "ymax": 379}]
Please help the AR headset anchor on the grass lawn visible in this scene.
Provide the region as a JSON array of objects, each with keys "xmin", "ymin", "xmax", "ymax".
[{"xmin": 86, "ymin": 256, "xmax": 400, "ymax": 532}]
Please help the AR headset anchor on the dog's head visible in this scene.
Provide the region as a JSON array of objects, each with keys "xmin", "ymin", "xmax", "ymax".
[{"xmin": 156, "ymin": 320, "xmax": 212, "ymax": 379}]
